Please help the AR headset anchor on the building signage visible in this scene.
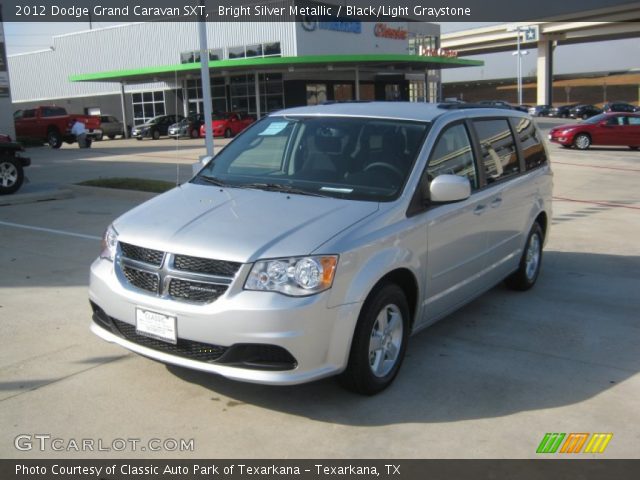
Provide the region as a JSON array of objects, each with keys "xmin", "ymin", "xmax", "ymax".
[
  {"xmin": 373, "ymin": 23, "xmax": 408, "ymax": 40},
  {"xmin": 301, "ymin": 18, "xmax": 362, "ymax": 34},
  {"xmin": 420, "ymin": 46, "xmax": 459, "ymax": 58}
]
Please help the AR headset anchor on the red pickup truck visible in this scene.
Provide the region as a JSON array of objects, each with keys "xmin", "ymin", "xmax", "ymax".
[{"xmin": 14, "ymin": 106, "xmax": 101, "ymax": 149}]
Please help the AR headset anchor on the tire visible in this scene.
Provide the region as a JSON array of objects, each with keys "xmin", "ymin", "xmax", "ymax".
[
  {"xmin": 95, "ymin": 132, "xmax": 104, "ymax": 141},
  {"xmin": 574, "ymin": 133, "xmax": 591, "ymax": 150},
  {"xmin": 108, "ymin": 135, "xmax": 116, "ymax": 140},
  {"xmin": 47, "ymin": 129, "xmax": 62, "ymax": 149},
  {"xmin": 191, "ymin": 129, "xmax": 200, "ymax": 139},
  {"xmin": 505, "ymin": 222, "xmax": 544, "ymax": 291},
  {"xmin": 0, "ymin": 156, "xmax": 24, "ymax": 195},
  {"xmin": 339, "ymin": 282, "xmax": 410, "ymax": 395},
  {"xmin": 135, "ymin": 137, "xmax": 142, "ymax": 141},
  {"xmin": 152, "ymin": 130, "xmax": 160, "ymax": 140},
  {"xmin": 629, "ymin": 146, "xmax": 638, "ymax": 151},
  {"xmin": 224, "ymin": 128, "xmax": 233, "ymax": 138},
  {"xmin": 561, "ymin": 145, "xmax": 572, "ymax": 149},
  {"xmin": 582, "ymin": 113, "xmax": 588, "ymax": 120}
]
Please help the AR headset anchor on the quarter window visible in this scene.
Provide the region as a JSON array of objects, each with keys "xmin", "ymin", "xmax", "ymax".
[
  {"xmin": 628, "ymin": 116, "xmax": 640, "ymax": 126},
  {"xmin": 427, "ymin": 123, "xmax": 477, "ymax": 189},
  {"xmin": 513, "ymin": 117, "xmax": 547, "ymax": 171},
  {"xmin": 473, "ymin": 119, "xmax": 520, "ymax": 183}
]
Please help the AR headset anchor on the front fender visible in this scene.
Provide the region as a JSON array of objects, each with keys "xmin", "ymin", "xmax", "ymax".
[{"xmin": 328, "ymin": 246, "xmax": 420, "ymax": 309}]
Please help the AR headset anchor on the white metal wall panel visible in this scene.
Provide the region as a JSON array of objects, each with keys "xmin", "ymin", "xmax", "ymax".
[{"xmin": 8, "ymin": 21, "xmax": 296, "ymax": 103}]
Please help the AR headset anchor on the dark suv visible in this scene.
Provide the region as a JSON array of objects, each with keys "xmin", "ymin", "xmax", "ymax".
[{"xmin": 131, "ymin": 115, "xmax": 184, "ymax": 140}]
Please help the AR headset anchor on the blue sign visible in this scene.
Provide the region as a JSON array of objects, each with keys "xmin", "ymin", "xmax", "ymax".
[{"xmin": 301, "ymin": 18, "xmax": 362, "ymax": 34}]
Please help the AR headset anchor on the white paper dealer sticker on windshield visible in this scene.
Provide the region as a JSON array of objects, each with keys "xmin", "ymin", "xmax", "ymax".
[
  {"xmin": 259, "ymin": 122, "xmax": 289, "ymax": 136},
  {"xmin": 135, "ymin": 308, "xmax": 177, "ymax": 344}
]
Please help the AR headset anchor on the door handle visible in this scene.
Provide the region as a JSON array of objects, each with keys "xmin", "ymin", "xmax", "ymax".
[
  {"xmin": 491, "ymin": 197, "xmax": 503, "ymax": 208},
  {"xmin": 474, "ymin": 204, "xmax": 486, "ymax": 215}
]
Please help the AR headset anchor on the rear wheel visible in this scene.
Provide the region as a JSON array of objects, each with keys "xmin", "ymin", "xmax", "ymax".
[
  {"xmin": 224, "ymin": 128, "xmax": 233, "ymax": 138},
  {"xmin": 0, "ymin": 157, "xmax": 24, "ymax": 195},
  {"xmin": 505, "ymin": 222, "xmax": 543, "ymax": 291},
  {"xmin": 108, "ymin": 134, "xmax": 116, "ymax": 140},
  {"xmin": 95, "ymin": 132, "xmax": 104, "ymax": 141},
  {"xmin": 152, "ymin": 130, "xmax": 160, "ymax": 140},
  {"xmin": 582, "ymin": 113, "xmax": 588, "ymax": 120},
  {"xmin": 629, "ymin": 146, "xmax": 638, "ymax": 151},
  {"xmin": 47, "ymin": 129, "xmax": 62, "ymax": 149},
  {"xmin": 574, "ymin": 133, "xmax": 591, "ymax": 150},
  {"xmin": 191, "ymin": 129, "xmax": 200, "ymax": 139},
  {"xmin": 339, "ymin": 283, "xmax": 409, "ymax": 395}
]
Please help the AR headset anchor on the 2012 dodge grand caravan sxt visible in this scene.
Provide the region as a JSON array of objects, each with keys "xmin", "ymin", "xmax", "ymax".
[{"xmin": 90, "ymin": 102, "xmax": 552, "ymax": 395}]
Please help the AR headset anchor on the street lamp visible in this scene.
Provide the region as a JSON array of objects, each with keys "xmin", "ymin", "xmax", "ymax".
[
  {"xmin": 512, "ymin": 49, "xmax": 529, "ymax": 105},
  {"xmin": 507, "ymin": 26, "xmax": 531, "ymax": 106}
]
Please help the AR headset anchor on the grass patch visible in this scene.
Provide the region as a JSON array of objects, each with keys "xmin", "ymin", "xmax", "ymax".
[{"xmin": 78, "ymin": 177, "xmax": 175, "ymax": 193}]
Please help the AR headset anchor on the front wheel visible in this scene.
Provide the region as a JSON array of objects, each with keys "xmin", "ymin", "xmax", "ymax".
[
  {"xmin": 191, "ymin": 129, "xmax": 200, "ymax": 139},
  {"xmin": 0, "ymin": 157, "xmax": 24, "ymax": 195},
  {"xmin": 95, "ymin": 132, "xmax": 104, "ymax": 141},
  {"xmin": 224, "ymin": 128, "xmax": 233, "ymax": 138},
  {"xmin": 339, "ymin": 283, "xmax": 410, "ymax": 395},
  {"xmin": 152, "ymin": 130, "xmax": 160, "ymax": 140},
  {"xmin": 505, "ymin": 222, "xmax": 543, "ymax": 291},
  {"xmin": 574, "ymin": 133, "xmax": 591, "ymax": 150},
  {"xmin": 629, "ymin": 146, "xmax": 639, "ymax": 151}
]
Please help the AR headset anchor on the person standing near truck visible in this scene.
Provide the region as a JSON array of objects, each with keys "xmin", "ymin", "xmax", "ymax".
[{"xmin": 71, "ymin": 118, "xmax": 90, "ymax": 148}]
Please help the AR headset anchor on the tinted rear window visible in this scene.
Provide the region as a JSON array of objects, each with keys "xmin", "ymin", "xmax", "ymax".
[
  {"xmin": 41, "ymin": 107, "xmax": 67, "ymax": 117},
  {"xmin": 513, "ymin": 117, "xmax": 547, "ymax": 171}
]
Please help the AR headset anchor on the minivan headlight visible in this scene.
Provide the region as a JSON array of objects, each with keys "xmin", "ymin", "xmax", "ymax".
[
  {"xmin": 245, "ymin": 255, "xmax": 338, "ymax": 296},
  {"xmin": 100, "ymin": 224, "xmax": 118, "ymax": 261}
]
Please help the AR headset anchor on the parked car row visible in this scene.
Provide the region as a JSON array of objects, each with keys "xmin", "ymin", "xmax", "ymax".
[
  {"xmin": 134, "ymin": 112, "xmax": 256, "ymax": 140},
  {"xmin": 530, "ymin": 102, "xmax": 638, "ymax": 118}
]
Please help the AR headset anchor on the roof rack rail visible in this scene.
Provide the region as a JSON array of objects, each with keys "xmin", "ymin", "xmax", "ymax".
[
  {"xmin": 437, "ymin": 102, "xmax": 512, "ymax": 110},
  {"xmin": 320, "ymin": 100, "xmax": 372, "ymax": 105}
]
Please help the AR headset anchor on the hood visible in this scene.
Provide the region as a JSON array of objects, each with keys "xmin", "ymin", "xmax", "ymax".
[
  {"xmin": 113, "ymin": 183, "xmax": 379, "ymax": 263},
  {"xmin": 550, "ymin": 123, "xmax": 579, "ymax": 132},
  {"xmin": 212, "ymin": 119, "xmax": 228, "ymax": 128}
]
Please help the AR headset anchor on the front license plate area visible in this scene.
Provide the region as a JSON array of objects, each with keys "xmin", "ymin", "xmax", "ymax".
[{"xmin": 135, "ymin": 308, "xmax": 177, "ymax": 344}]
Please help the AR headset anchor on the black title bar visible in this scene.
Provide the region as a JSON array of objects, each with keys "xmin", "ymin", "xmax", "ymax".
[{"xmin": 1, "ymin": 0, "xmax": 640, "ymax": 22}]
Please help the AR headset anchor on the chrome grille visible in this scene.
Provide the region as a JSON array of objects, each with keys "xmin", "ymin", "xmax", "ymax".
[
  {"xmin": 122, "ymin": 265, "xmax": 159, "ymax": 293},
  {"xmin": 174, "ymin": 254, "xmax": 241, "ymax": 277},
  {"xmin": 117, "ymin": 244, "xmax": 238, "ymax": 304},
  {"xmin": 168, "ymin": 278, "xmax": 227, "ymax": 304},
  {"xmin": 120, "ymin": 242, "xmax": 164, "ymax": 266}
]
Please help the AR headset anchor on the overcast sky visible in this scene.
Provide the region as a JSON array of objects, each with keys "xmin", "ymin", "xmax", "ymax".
[{"xmin": 3, "ymin": 22, "xmax": 639, "ymax": 82}]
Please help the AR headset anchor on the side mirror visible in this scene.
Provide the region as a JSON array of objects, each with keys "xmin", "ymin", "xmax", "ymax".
[{"xmin": 430, "ymin": 174, "xmax": 471, "ymax": 203}]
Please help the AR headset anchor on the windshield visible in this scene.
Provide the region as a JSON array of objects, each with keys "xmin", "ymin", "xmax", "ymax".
[
  {"xmin": 583, "ymin": 113, "xmax": 607, "ymax": 124},
  {"xmin": 212, "ymin": 112, "xmax": 229, "ymax": 120},
  {"xmin": 194, "ymin": 115, "xmax": 430, "ymax": 202}
]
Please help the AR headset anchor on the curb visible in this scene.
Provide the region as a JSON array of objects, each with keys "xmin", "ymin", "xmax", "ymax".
[
  {"xmin": 0, "ymin": 188, "xmax": 74, "ymax": 206},
  {"xmin": 66, "ymin": 184, "xmax": 159, "ymax": 201}
]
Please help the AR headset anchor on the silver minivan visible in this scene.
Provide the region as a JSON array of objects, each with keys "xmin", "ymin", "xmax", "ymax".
[{"xmin": 90, "ymin": 102, "xmax": 552, "ymax": 395}]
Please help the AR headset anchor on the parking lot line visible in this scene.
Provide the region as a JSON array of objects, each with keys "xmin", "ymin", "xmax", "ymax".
[
  {"xmin": 553, "ymin": 161, "xmax": 640, "ymax": 173},
  {"xmin": 552, "ymin": 196, "xmax": 640, "ymax": 211},
  {"xmin": 0, "ymin": 220, "xmax": 102, "ymax": 241}
]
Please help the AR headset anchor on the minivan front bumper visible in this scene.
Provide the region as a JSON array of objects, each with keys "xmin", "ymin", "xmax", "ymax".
[{"xmin": 89, "ymin": 258, "xmax": 360, "ymax": 385}]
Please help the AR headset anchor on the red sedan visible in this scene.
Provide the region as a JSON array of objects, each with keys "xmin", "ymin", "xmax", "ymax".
[
  {"xmin": 549, "ymin": 112, "xmax": 640, "ymax": 150},
  {"xmin": 200, "ymin": 112, "xmax": 255, "ymax": 138}
]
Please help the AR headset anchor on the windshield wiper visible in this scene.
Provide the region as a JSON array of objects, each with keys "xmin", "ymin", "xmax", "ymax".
[
  {"xmin": 196, "ymin": 175, "xmax": 227, "ymax": 187},
  {"xmin": 238, "ymin": 182, "xmax": 327, "ymax": 197}
]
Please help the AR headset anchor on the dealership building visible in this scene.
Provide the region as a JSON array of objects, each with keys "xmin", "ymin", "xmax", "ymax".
[{"xmin": 7, "ymin": 20, "xmax": 481, "ymax": 128}]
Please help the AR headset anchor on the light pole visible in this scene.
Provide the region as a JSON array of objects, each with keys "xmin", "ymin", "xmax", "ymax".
[{"xmin": 508, "ymin": 26, "xmax": 531, "ymax": 106}]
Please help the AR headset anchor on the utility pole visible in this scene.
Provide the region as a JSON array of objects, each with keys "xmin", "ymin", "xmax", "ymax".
[{"xmin": 198, "ymin": 1, "xmax": 214, "ymax": 158}]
